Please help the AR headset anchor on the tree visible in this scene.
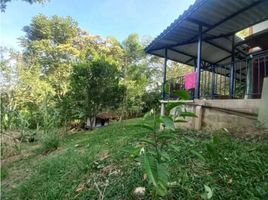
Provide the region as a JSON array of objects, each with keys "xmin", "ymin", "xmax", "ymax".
[
  {"xmin": 20, "ymin": 15, "xmax": 80, "ymax": 101},
  {"xmin": 0, "ymin": 0, "xmax": 49, "ymax": 12},
  {"xmin": 120, "ymin": 34, "xmax": 148, "ymax": 117},
  {"xmin": 2, "ymin": 13, "xmax": 163, "ymax": 132},
  {"xmin": 68, "ymin": 57, "xmax": 125, "ymax": 128},
  {"xmin": 122, "ymin": 33, "xmax": 144, "ymax": 64}
]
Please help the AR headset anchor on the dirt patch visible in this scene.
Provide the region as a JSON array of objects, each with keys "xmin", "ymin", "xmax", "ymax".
[
  {"xmin": 97, "ymin": 150, "xmax": 109, "ymax": 161},
  {"xmin": 100, "ymin": 164, "xmax": 121, "ymax": 176},
  {"xmin": 224, "ymin": 126, "xmax": 268, "ymax": 139}
]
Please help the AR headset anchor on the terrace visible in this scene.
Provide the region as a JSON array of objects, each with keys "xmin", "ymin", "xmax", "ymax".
[{"xmin": 145, "ymin": 0, "xmax": 268, "ymax": 130}]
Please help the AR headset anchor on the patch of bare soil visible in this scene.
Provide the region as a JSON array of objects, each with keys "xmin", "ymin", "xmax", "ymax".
[
  {"xmin": 97, "ymin": 150, "xmax": 109, "ymax": 161},
  {"xmin": 226, "ymin": 126, "xmax": 268, "ymax": 140}
]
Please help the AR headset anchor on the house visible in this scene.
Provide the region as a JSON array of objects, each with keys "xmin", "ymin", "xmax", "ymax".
[{"xmin": 145, "ymin": 0, "xmax": 268, "ymax": 131}]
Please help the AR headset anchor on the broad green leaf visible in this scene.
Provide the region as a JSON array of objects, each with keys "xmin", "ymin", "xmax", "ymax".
[
  {"xmin": 156, "ymin": 163, "xmax": 169, "ymax": 196},
  {"xmin": 174, "ymin": 118, "xmax": 188, "ymax": 123},
  {"xmin": 201, "ymin": 185, "xmax": 213, "ymax": 199},
  {"xmin": 160, "ymin": 116, "xmax": 175, "ymax": 131},
  {"xmin": 166, "ymin": 102, "xmax": 185, "ymax": 113},
  {"xmin": 143, "ymin": 110, "xmax": 154, "ymax": 120},
  {"xmin": 143, "ymin": 152, "xmax": 158, "ymax": 187},
  {"xmin": 133, "ymin": 124, "xmax": 154, "ymax": 131},
  {"xmin": 190, "ymin": 150, "xmax": 205, "ymax": 161},
  {"xmin": 174, "ymin": 90, "xmax": 191, "ymax": 100},
  {"xmin": 156, "ymin": 183, "xmax": 168, "ymax": 196},
  {"xmin": 139, "ymin": 138, "xmax": 155, "ymax": 146},
  {"xmin": 180, "ymin": 112, "xmax": 197, "ymax": 118}
]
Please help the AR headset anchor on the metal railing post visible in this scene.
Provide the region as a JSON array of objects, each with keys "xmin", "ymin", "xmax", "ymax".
[
  {"xmin": 230, "ymin": 34, "xmax": 235, "ymax": 98},
  {"xmin": 195, "ymin": 25, "xmax": 202, "ymax": 99},
  {"xmin": 162, "ymin": 48, "xmax": 168, "ymax": 100},
  {"xmin": 212, "ymin": 65, "xmax": 215, "ymax": 99}
]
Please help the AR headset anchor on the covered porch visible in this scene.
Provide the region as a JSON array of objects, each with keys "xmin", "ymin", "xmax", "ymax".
[{"xmin": 145, "ymin": 0, "xmax": 268, "ymax": 130}]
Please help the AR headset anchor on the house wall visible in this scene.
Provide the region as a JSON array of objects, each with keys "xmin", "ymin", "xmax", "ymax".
[
  {"xmin": 258, "ymin": 78, "xmax": 268, "ymax": 128},
  {"xmin": 252, "ymin": 20, "xmax": 268, "ymax": 34},
  {"xmin": 167, "ymin": 99, "xmax": 261, "ymax": 135}
]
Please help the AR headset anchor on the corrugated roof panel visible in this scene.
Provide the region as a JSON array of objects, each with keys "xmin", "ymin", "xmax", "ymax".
[
  {"xmin": 203, "ymin": 45, "xmax": 230, "ymax": 63},
  {"xmin": 173, "ymin": 44, "xmax": 196, "ymax": 58},
  {"xmin": 146, "ymin": 0, "xmax": 268, "ymax": 67},
  {"xmin": 167, "ymin": 50, "xmax": 192, "ymax": 63}
]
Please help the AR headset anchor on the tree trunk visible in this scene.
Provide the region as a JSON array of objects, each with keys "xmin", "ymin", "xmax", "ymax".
[{"xmin": 86, "ymin": 117, "xmax": 96, "ymax": 130}]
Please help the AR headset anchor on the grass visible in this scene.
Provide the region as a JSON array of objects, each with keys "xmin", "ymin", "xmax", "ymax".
[{"xmin": 1, "ymin": 118, "xmax": 268, "ymax": 199}]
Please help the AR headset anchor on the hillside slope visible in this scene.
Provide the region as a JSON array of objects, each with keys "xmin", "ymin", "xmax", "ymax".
[{"xmin": 1, "ymin": 119, "xmax": 268, "ymax": 199}]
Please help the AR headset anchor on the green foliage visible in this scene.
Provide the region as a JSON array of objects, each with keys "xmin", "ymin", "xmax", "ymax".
[
  {"xmin": 120, "ymin": 33, "xmax": 159, "ymax": 118},
  {"xmin": 142, "ymin": 90, "xmax": 161, "ymax": 113},
  {"xmin": 68, "ymin": 57, "xmax": 125, "ymax": 125},
  {"xmin": 1, "ymin": 14, "xmax": 163, "ymax": 133},
  {"xmin": 1, "ymin": 118, "xmax": 268, "ymax": 199},
  {"xmin": 40, "ymin": 129, "xmax": 60, "ymax": 153},
  {"xmin": 22, "ymin": 15, "xmax": 78, "ymax": 44},
  {"xmin": 175, "ymin": 90, "xmax": 192, "ymax": 100},
  {"xmin": 0, "ymin": 0, "xmax": 49, "ymax": 12},
  {"xmin": 41, "ymin": 96, "xmax": 61, "ymax": 151},
  {"xmin": 122, "ymin": 33, "xmax": 144, "ymax": 64},
  {"xmin": 1, "ymin": 166, "xmax": 8, "ymax": 180},
  {"xmin": 135, "ymin": 91, "xmax": 197, "ymax": 199}
]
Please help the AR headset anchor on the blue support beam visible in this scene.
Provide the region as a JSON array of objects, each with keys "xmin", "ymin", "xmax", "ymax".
[
  {"xmin": 195, "ymin": 25, "xmax": 202, "ymax": 99},
  {"xmin": 211, "ymin": 65, "xmax": 215, "ymax": 99},
  {"xmin": 162, "ymin": 48, "xmax": 168, "ymax": 100},
  {"xmin": 149, "ymin": 52, "xmax": 196, "ymax": 67},
  {"xmin": 229, "ymin": 34, "xmax": 235, "ymax": 98}
]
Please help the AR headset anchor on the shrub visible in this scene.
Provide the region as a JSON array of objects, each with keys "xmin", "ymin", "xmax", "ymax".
[{"xmin": 40, "ymin": 130, "xmax": 60, "ymax": 154}]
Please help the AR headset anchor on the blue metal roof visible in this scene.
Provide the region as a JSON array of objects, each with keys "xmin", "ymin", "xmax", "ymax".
[{"xmin": 145, "ymin": 0, "xmax": 268, "ymax": 66}]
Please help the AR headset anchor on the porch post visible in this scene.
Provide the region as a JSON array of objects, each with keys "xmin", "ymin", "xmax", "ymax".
[
  {"xmin": 230, "ymin": 34, "xmax": 235, "ymax": 98},
  {"xmin": 195, "ymin": 25, "xmax": 202, "ymax": 99},
  {"xmin": 160, "ymin": 48, "xmax": 168, "ymax": 118},
  {"xmin": 211, "ymin": 65, "xmax": 215, "ymax": 99},
  {"xmin": 162, "ymin": 48, "xmax": 168, "ymax": 100}
]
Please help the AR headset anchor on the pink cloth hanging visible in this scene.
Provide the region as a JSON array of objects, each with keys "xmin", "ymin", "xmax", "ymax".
[{"xmin": 184, "ymin": 72, "xmax": 196, "ymax": 90}]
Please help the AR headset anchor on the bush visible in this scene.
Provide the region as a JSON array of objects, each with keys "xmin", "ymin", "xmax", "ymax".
[
  {"xmin": 40, "ymin": 130, "xmax": 60, "ymax": 154},
  {"xmin": 1, "ymin": 134, "xmax": 21, "ymax": 159}
]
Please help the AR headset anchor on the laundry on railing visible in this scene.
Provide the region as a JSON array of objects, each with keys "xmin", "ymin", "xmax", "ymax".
[{"xmin": 184, "ymin": 72, "xmax": 196, "ymax": 90}]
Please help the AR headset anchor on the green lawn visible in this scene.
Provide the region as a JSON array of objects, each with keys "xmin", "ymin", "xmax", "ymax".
[{"xmin": 1, "ymin": 118, "xmax": 268, "ymax": 199}]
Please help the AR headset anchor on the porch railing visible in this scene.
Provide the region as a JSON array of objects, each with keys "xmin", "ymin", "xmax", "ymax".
[{"xmin": 165, "ymin": 50, "xmax": 268, "ymax": 100}]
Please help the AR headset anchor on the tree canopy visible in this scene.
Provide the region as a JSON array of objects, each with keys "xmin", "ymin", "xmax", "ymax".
[
  {"xmin": 0, "ymin": 14, "xmax": 191, "ymax": 131},
  {"xmin": 0, "ymin": 0, "xmax": 49, "ymax": 12}
]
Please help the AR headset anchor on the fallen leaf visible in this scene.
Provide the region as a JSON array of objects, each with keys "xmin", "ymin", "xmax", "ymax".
[
  {"xmin": 76, "ymin": 183, "xmax": 85, "ymax": 193},
  {"xmin": 133, "ymin": 187, "xmax": 145, "ymax": 196},
  {"xmin": 143, "ymin": 174, "xmax": 147, "ymax": 180},
  {"xmin": 98, "ymin": 150, "xmax": 109, "ymax": 161}
]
